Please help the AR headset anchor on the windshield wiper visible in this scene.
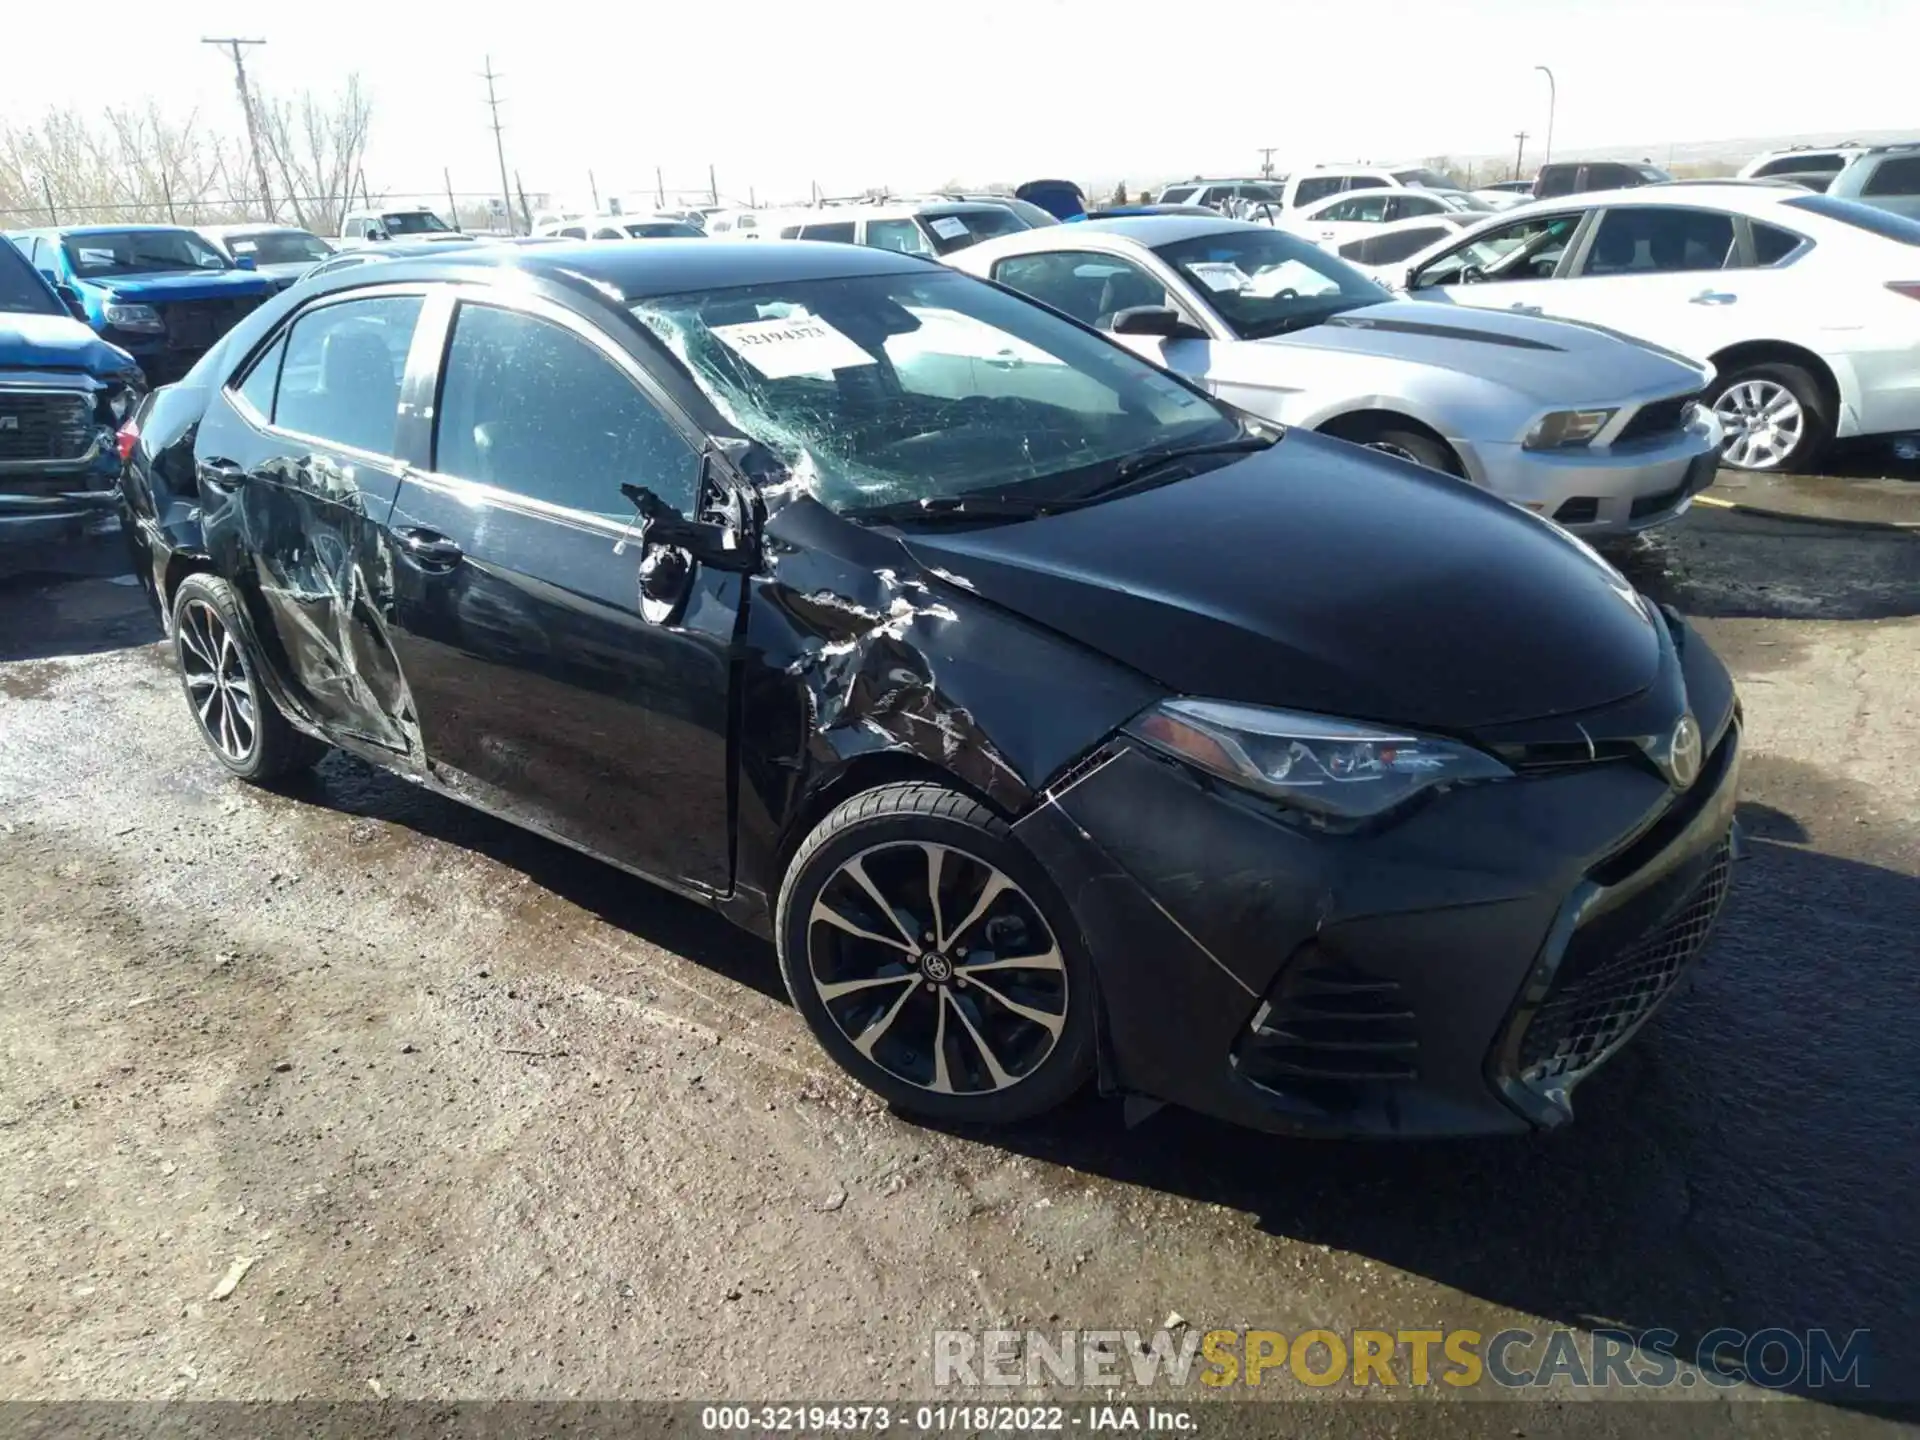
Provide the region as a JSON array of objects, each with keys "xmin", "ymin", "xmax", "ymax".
[
  {"xmin": 1072, "ymin": 433, "xmax": 1277, "ymax": 503},
  {"xmin": 844, "ymin": 493, "xmax": 1061, "ymax": 527}
]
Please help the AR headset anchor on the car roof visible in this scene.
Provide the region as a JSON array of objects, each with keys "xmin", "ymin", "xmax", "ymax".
[
  {"xmin": 200, "ymin": 223, "xmax": 317, "ymax": 237},
  {"xmin": 1069, "ymin": 215, "xmax": 1252, "ymax": 243},
  {"xmin": 342, "ymin": 237, "xmax": 934, "ymax": 298},
  {"xmin": 14, "ymin": 223, "xmax": 200, "ymax": 237}
]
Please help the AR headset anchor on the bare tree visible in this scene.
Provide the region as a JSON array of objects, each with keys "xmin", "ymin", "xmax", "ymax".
[
  {"xmin": 259, "ymin": 75, "xmax": 372, "ymax": 235},
  {"xmin": 0, "ymin": 104, "xmax": 244, "ymax": 226}
]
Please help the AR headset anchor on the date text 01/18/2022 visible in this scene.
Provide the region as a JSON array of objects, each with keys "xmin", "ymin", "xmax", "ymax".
[{"xmin": 699, "ymin": 1404, "xmax": 1197, "ymax": 1432}]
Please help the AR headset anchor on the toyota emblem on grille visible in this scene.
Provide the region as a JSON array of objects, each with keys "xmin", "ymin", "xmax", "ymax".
[{"xmin": 1665, "ymin": 713, "xmax": 1702, "ymax": 789}]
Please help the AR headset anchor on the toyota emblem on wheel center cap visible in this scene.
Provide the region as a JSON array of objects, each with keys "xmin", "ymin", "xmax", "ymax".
[
  {"xmin": 921, "ymin": 953, "xmax": 954, "ymax": 983},
  {"xmin": 1666, "ymin": 713, "xmax": 1702, "ymax": 790}
]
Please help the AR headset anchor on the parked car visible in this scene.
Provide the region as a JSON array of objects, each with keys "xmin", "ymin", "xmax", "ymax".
[
  {"xmin": 1328, "ymin": 213, "xmax": 1478, "ymax": 275},
  {"xmin": 1474, "ymin": 180, "xmax": 1539, "ymax": 209},
  {"xmin": 1281, "ymin": 165, "xmax": 1455, "ymax": 212},
  {"xmin": 117, "ymin": 238, "xmax": 1741, "ymax": 1138},
  {"xmin": 769, "ymin": 201, "xmax": 1032, "ymax": 256},
  {"xmin": 1392, "ymin": 183, "xmax": 1920, "ymax": 471},
  {"xmin": 1153, "ymin": 179, "xmax": 1286, "ymax": 212},
  {"xmin": 533, "ymin": 214, "xmax": 705, "ymax": 240},
  {"xmin": 951, "ymin": 217, "xmax": 1720, "ymax": 534},
  {"xmin": 1280, "ymin": 188, "xmax": 1486, "ymax": 251},
  {"xmin": 6, "ymin": 224, "xmax": 270, "ymax": 384},
  {"xmin": 1737, "ymin": 144, "xmax": 1870, "ymax": 185},
  {"xmin": 299, "ymin": 236, "xmax": 559, "ymax": 283},
  {"xmin": 337, "ymin": 208, "xmax": 470, "ymax": 246},
  {"xmin": 1014, "ymin": 180, "xmax": 1088, "ymax": 221},
  {"xmin": 198, "ymin": 224, "xmax": 336, "ymax": 293},
  {"xmin": 1826, "ymin": 144, "xmax": 1920, "ymax": 219},
  {"xmin": 934, "ymin": 194, "xmax": 1061, "ymax": 228},
  {"xmin": 1533, "ymin": 161, "xmax": 1671, "ymax": 199},
  {"xmin": 0, "ymin": 236, "xmax": 144, "ymax": 547}
]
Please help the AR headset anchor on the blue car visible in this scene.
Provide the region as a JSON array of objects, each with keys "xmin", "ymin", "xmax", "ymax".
[
  {"xmin": 0, "ymin": 237, "xmax": 145, "ymax": 547},
  {"xmin": 7, "ymin": 224, "xmax": 271, "ymax": 385}
]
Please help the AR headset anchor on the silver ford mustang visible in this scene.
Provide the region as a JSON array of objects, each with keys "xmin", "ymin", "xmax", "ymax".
[{"xmin": 949, "ymin": 217, "xmax": 1722, "ymax": 535}]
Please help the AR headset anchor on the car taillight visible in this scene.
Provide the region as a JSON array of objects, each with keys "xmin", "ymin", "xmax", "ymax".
[
  {"xmin": 116, "ymin": 418, "xmax": 140, "ymax": 464},
  {"xmin": 1887, "ymin": 282, "xmax": 1920, "ymax": 302}
]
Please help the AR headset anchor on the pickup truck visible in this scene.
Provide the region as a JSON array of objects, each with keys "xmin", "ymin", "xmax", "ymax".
[
  {"xmin": 0, "ymin": 236, "xmax": 145, "ymax": 548},
  {"xmin": 335, "ymin": 208, "xmax": 472, "ymax": 247},
  {"xmin": 6, "ymin": 224, "xmax": 270, "ymax": 385}
]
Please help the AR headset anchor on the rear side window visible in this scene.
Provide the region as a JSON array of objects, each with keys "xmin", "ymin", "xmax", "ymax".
[
  {"xmin": 270, "ymin": 294, "xmax": 423, "ymax": 455},
  {"xmin": 432, "ymin": 303, "xmax": 700, "ymax": 519},
  {"xmin": 1783, "ymin": 194, "xmax": 1920, "ymax": 244},
  {"xmin": 865, "ymin": 218, "xmax": 931, "ymax": 256},
  {"xmin": 1292, "ymin": 176, "xmax": 1344, "ymax": 207},
  {"xmin": 1159, "ymin": 186, "xmax": 1197, "ymax": 204},
  {"xmin": 798, "ymin": 222, "xmax": 857, "ymax": 243},
  {"xmin": 1343, "ymin": 226, "xmax": 1453, "ymax": 266},
  {"xmin": 1751, "ymin": 223, "xmax": 1806, "ymax": 265},
  {"xmin": 1863, "ymin": 156, "xmax": 1920, "ymax": 196},
  {"xmin": 1584, "ymin": 208, "xmax": 1735, "ymax": 275},
  {"xmin": 1343, "ymin": 176, "xmax": 1391, "ymax": 194},
  {"xmin": 1755, "ymin": 154, "xmax": 1845, "ymax": 177},
  {"xmin": 233, "ymin": 333, "xmax": 287, "ymax": 418}
]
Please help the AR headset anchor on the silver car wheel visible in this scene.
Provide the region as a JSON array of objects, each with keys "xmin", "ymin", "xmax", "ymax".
[
  {"xmin": 1714, "ymin": 379, "xmax": 1804, "ymax": 470},
  {"xmin": 177, "ymin": 599, "xmax": 258, "ymax": 762},
  {"xmin": 1365, "ymin": 440, "xmax": 1423, "ymax": 465},
  {"xmin": 806, "ymin": 841, "xmax": 1067, "ymax": 1095}
]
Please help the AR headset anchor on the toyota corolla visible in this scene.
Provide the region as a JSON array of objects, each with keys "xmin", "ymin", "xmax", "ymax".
[{"xmin": 118, "ymin": 241, "xmax": 1741, "ymax": 1137}]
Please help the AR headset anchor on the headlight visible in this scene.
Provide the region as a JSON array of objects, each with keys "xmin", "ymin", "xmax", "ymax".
[
  {"xmin": 1127, "ymin": 699, "xmax": 1511, "ymax": 822},
  {"xmin": 1524, "ymin": 408, "xmax": 1615, "ymax": 450},
  {"xmin": 103, "ymin": 302, "xmax": 164, "ymax": 334}
]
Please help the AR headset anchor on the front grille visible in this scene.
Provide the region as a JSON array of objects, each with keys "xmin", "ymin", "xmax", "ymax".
[
  {"xmin": 1616, "ymin": 393, "xmax": 1698, "ymax": 445},
  {"xmin": 161, "ymin": 297, "xmax": 260, "ymax": 352},
  {"xmin": 0, "ymin": 389, "xmax": 94, "ymax": 462},
  {"xmin": 1236, "ymin": 946, "xmax": 1419, "ymax": 1092},
  {"xmin": 1518, "ymin": 842, "xmax": 1732, "ymax": 1083}
]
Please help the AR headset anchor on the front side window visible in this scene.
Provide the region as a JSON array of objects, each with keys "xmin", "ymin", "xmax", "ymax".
[
  {"xmin": 630, "ymin": 269, "xmax": 1233, "ymax": 517},
  {"xmin": 0, "ymin": 240, "xmax": 59, "ymax": 316},
  {"xmin": 799, "ymin": 222, "xmax": 857, "ymax": 243},
  {"xmin": 865, "ymin": 219, "xmax": 932, "ymax": 256},
  {"xmin": 1159, "ymin": 186, "xmax": 1198, "ymax": 204},
  {"xmin": 1328, "ymin": 193, "xmax": 1391, "ymax": 223},
  {"xmin": 1343, "ymin": 226, "xmax": 1454, "ymax": 266},
  {"xmin": 1292, "ymin": 176, "xmax": 1343, "ymax": 207},
  {"xmin": 560, "ymin": 226, "xmax": 587, "ymax": 240},
  {"xmin": 434, "ymin": 304, "xmax": 699, "ymax": 519},
  {"xmin": 271, "ymin": 294, "xmax": 423, "ymax": 455},
  {"xmin": 1343, "ymin": 176, "xmax": 1391, "ymax": 194},
  {"xmin": 62, "ymin": 229, "xmax": 229, "ymax": 277},
  {"xmin": 1154, "ymin": 227, "xmax": 1387, "ymax": 338},
  {"xmin": 991, "ymin": 250, "xmax": 1173, "ymax": 329},
  {"xmin": 1412, "ymin": 212, "xmax": 1582, "ymax": 287},
  {"xmin": 627, "ymin": 222, "xmax": 701, "ymax": 238},
  {"xmin": 1583, "ymin": 207, "xmax": 1735, "ymax": 275}
]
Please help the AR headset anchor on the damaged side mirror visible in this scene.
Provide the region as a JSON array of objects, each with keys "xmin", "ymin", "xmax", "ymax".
[{"xmin": 618, "ymin": 482, "xmax": 759, "ymax": 574}]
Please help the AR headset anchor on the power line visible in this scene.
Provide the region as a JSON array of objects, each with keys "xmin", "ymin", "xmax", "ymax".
[
  {"xmin": 482, "ymin": 56, "xmax": 516, "ymax": 235},
  {"xmin": 202, "ymin": 37, "xmax": 275, "ymax": 221}
]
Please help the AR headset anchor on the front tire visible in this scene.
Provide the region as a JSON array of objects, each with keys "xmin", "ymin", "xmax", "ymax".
[
  {"xmin": 1707, "ymin": 361, "xmax": 1830, "ymax": 473},
  {"xmin": 775, "ymin": 782, "xmax": 1097, "ymax": 1125},
  {"xmin": 170, "ymin": 574, "xmax": 328, "ymax": 783}
]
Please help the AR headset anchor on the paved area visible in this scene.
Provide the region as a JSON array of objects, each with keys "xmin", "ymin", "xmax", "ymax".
[{"xmin": 0, "ymin": 477, "xmax": 1915, "ymax": 1431}]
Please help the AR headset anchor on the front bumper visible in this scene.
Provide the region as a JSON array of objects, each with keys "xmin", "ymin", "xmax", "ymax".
[
  {"xmin": 0, "ymin": 426, "xmax": 123, "ymax": 547},
  {"xmin": 1457, "ymin": 411, "xmax": 1722, "ymax": 535},
  {"xmin": 1012, "ymin": 703, "xmax": 1741, "ymax": 1138}
]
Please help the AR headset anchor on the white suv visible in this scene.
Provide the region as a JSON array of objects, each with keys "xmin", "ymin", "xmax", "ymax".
[
  {"xmin": 1281, "ymin": 165, "xmax": 1454, "ymax": 212},
  {"xmin": 1395, "ymin": 183, "xmax": 1920, "ymax": 471}
]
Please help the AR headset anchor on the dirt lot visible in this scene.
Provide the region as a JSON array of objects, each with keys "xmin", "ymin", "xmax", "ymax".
[{"xmin": 1, "ymin": 476, "xmax": 1916, "ymax": 1430}]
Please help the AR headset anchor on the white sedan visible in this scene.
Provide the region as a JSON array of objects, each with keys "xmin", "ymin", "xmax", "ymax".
[
  {"xmin": 1279, "ymin": 188, "xmax": 1490, "ymax": 252},
  {"xmin": 1387, "ymin": 182, "xmax": 1920, "ymax": 470},
  {"xmin": 948, "ymin": 217, "xmax": 1722, "ymax": 535}
]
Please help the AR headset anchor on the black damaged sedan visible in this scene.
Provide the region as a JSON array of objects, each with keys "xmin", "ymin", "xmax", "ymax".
[{"xmin": 118, "ymin": 240, "xmax": 1740, "ymax": 1137}]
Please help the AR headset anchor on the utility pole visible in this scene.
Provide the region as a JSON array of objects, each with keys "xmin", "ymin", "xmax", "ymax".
[
  {"xmin": 1512, "ymin": 131, "xmax": 1530, "ymax": 182},
  {"xmin": 444, "ymin": 167, "xmax": 458, "ymax": 229},
  {"xmin": 203, "ymin": 38, "xmax": 276, "ymax": 220},
  {"xmin": 1534, "ymin": 65, "xmax": 1556, "ymax": 168},
  {"xmin": 1258, "ymin": 147, "xmax": 1277, "ymax": 180},
  {"xmin": 655, "ymin": 166, "xmax": 665, "ymax": 209},
  {"xmin": 482, "ymin": 56, "xmax": 515, "ymax": 235},
  {"xmin": 588, "ymin": 169, "xmax": 600, "ymax": 212},
  {"xmin": 709, "ymin": 164, "xmax": 718, "ymax": 207}
]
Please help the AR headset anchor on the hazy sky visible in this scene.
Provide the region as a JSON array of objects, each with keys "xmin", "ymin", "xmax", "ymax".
[{"xmin": 5, "ymin": 0, "xmax": 1916, "ymax": 207}]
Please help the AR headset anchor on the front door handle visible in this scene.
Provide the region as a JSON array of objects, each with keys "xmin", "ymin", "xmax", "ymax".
[
  {"xmin": 394, "ymin": 527, "xmax": 463, "ymax": 570},
  {"xmin": 197, "ymin": 457, "xmax": 248, "ymax": 488},
  {"xmin": 1509, "ymin": 302, "xmax": 1544, "ymax": 314},
  {"xmin": 1690, "ymin": 290, "xmax": 1738, "ymax": 305}
]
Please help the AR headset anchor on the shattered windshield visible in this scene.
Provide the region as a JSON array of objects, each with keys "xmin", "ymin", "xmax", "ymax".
[
  {"xmin": 1154, "ymin": 228, "xmax": 1389, "ymax": 339},
  {"xmin": 631, "ymin": 270, "xmax": 1235, "ymax": 516}
]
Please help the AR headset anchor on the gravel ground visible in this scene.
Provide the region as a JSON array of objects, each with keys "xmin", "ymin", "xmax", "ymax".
[{"xmin": 0, "ymin": 483, "xmax": 1915, "ymax": 1432}]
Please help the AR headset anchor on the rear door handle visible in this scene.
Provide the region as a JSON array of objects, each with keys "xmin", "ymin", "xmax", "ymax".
[
  {"xmin": 1509, "ymin": 303, "xmax": 1543, "ymax": 314},
  {"xmin": 1690, "ymin": 290, "xmax": 1738, "ymax": 305},
  {"xmin": 197, "ymin": 457, "xmax": 248, "ymax": 488},
  {"xmin": 394, "ymin": 527, "xmax": 463, "ymax": 570}
]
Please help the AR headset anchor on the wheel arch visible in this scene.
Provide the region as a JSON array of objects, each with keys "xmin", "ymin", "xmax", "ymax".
[
  {"xmin": 1313, "ymin": 408, "xmax": 1464, "ymax": 473},
  {"xmin": 1706, "ymin": 340, "xmax": 1840, "ymax": 420}
]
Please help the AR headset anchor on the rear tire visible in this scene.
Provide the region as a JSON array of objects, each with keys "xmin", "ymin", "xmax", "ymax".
[
  {"xmin": 170, "ymin": 574, "xmax": 328, "ymax": 783},
  {"xmin": 1706, "ymin": 360, "xmax": 1830, "ymax": 473},
  {"xmin": 775, "ymin": 781, "xmax": 1097, "ymax": 1126}
]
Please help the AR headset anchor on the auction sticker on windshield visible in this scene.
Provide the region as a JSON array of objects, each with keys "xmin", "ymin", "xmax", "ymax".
[
  {"xmin": 711, "ymin": 316, "xmax": 877, "ymax": 380},
  {"xmin": 1187, "ymin": 261, "xmax": 1253, "ymax": 293},
  {"xmin": 928, "ymin": 216, "xmax": 971, "ymax": 241}
]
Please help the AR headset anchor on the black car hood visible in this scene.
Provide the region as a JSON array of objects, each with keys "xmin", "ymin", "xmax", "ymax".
[{"xmin": 899, "ymin": 430, "xmax": 1660, "ymax": 733}]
